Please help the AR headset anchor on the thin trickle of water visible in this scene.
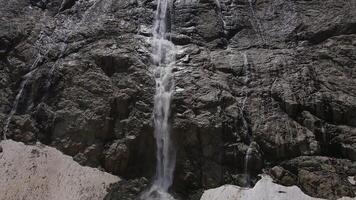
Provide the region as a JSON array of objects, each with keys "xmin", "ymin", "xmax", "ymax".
[
  {"xmin": 321, "ymin": 126, "xmax": 327, "ymax": 143},
  {"xmin": 45, "ymin": 0, "xmax": 102, "ymax": 94},
  {"xmin": 243, "ymin": 52, "xmax": 250, "ymax": 85},
  {"xmin": 2, "ymin": 55, "xmax": 42, "ymax": 140},
  {"xmin": 141, "ymin": 0, "xmax": 176, "ymax": 199},
  {"xmin": 3, "ymin": 0, "xmax": 109, "ymax": 140},
  {"xmin": 241, "ymin": 52, "xmax": 253, "ymax": 186},
  {"xmin": 247, "ymin": 0, "xmax": 266, "ymax": 45},
  {"xmin": 241, "ymin": 53, "xmax": 250, "ymax": 140},
  {"xmin": 244, "ymin": 143, "xmax": 253, "ymax": 187}
]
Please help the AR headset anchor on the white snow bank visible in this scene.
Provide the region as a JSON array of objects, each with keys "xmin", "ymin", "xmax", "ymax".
[
  {"xmin": 0, "ymin": 140, "xmax": 119, "ymax": 200},
  {"xmin": 200, "ymin": 175, "xmax": 356, "ymax": 200}
]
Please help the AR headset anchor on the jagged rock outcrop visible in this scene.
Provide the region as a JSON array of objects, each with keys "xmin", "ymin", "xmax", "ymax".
[
  {"xmin": 270, "ymin": 156, "xmax": 356, "ymax": 199},
  {"xmin": 0, "ymin": 0, "xmax": 355, "ymax": 199},
  {"xmin": 104, "ymin": 178, "xmax": 149, "ymax": 200}
]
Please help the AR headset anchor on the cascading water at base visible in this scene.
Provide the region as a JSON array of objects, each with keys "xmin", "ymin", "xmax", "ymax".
[
  {"xmin": 141, "ymin": 0, "xmax": 177, "ymax": 199},
  {"xmin": 2, "ymin": 54, "xmax": 43, "ymax": 140}
]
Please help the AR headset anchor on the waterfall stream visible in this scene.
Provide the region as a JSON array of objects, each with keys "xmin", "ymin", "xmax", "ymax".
[
  {"xmin": 248, "ymin": 0, "xmax": 266, "ymax": 44},
  {"xmin": 2, "ymin": 55, "xmax": 43, "ymax": 140},
  {"xmin": 241, "ymin": 52, "xmax": 253, "ymax": 186},
  {"xmin": 244, "ymin": 143, "xmax": 253, "ymax": 186},
  {"xmin": 141, "ymin": 0, "xmax": 176, "ymax": 199}
]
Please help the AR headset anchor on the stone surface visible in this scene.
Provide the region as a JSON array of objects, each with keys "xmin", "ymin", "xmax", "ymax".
[
  {"xmin": 277, "ymin": 156, "xmax": 356, "ymax": 199},
  {"xmin": 0, "ymin": 139, "xmax": 119, "ymax": 200},
  {"xmin": 0, "ymin": 0, "xmax": 355, "ymax": 199},
  {"xmin": 269, "ymin": 166, "xmax": 298, "ymax": 187},
  {"xmin": 104, "ymin": 178, "xmax": 149, "ymax": 200}
]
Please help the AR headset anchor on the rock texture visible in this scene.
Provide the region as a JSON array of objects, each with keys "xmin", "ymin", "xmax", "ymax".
[
  {"xmin": 104, "ymin": 178, "xmax": 149, "ymax": 200},
  {"xmin": 0, "ymin": 0, "xmax": 356, "ymax": 199},
  {"xmin": 271, "ymin": 156, "xmax": 356, "ymax": 200},
  {"xmin": 0, "ymin": 139, "xmax": 119, "ymax": 200}
]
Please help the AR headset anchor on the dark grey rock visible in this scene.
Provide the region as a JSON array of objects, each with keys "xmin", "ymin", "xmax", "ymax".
[
  {"xmin": 279, "ymin": 156, "xmax": 356, "ymax": 199},
  {"xmin": 0, "ymin": 0, "xmax": 356, "ymax": 199},
  {"xmin": 269, "ymin": 166, "xmax": 297, "ymax": 186},
  {"xmin": 30, "ymin": 0, "xmax": 49, "ymax": 9},
  {"xmin": 104, "ymin": 178, "xmax": 149, "ymax": 200}
]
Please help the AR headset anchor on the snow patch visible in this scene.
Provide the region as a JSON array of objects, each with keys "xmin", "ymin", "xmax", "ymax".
[
  {"xmin": 200, "ymin": 175, "xmax": 356, "ymax": 200},
  {"xmin": 0, "ymin": 140, "xmax": 119, "ymax": 200}
]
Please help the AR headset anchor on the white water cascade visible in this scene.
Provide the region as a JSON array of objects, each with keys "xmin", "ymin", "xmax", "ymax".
[
  {"xmin": 141, "ymin": 0, "xmax": 177, "ymax": 199},
  {"xmin": 241, "ymin": 53, "xmax": 250, "ymax": 140},
  {"xmin": 2, "ymin": 55, "xmax": 43, "ymax": 140},
  {"xmin": 241, "ymin": 52, "xmax": 253, "ymax": 186},
  {"xmin": 243, "ymin": 52, "xmax": 250, "ymax": 85},
  {"xmin": 244, "ymin": 143, "xmax": 253, "ymax": 187}
]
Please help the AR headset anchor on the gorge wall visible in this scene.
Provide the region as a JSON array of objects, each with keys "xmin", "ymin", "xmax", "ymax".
[{"xmin": 1, "ymin": 0, "xmax": 356, "ymax": 199}]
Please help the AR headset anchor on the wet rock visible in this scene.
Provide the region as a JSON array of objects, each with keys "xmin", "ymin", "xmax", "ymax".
[
  {"xmin": 104, "ymin": 178, "xmax": 149, "ymax": 200},
  {"xmin": 269, "ymin": 166, "xmax": 297, "ymax": 186},
  {"xmin": 32, "ymin": 103, "xmax": 55, "ymax": 144},
  {"xmin": 59, "ymin": 0, "xmax": 77, "ymax": 12},
  {"xmin": 104, "ymin": 141, "xmax": 130, "ymax": 175},
  {"xmin": 188, "ymin": 189, "xmax": 204, "ymax": 200},
  {"xmin": 245, "ymin": 142, "xmax": 264, "ymax": 177},
  {"xmin": 224, "ymin": 173, "xmax": 256, "ymax": 188},
  {"xmin": 298, "ymin": 169, "xmax": 354, "ymax": 199},
  {"xmin": 6, "ymin": 115, "xmax": 39, "ymax": 144},
  {"xmin": 91, "ymin": 42, "xmax": 135, "ymax": 77},
  {"xmin": 278, "ymin": 156, "xmax": 356, "ymax": 199},
  {"xmin": 30, "ymin": 0, "xmax": 48, "ymax": 9},
  {"xmin": 169, "ymin": 33, "xmax": 192, "ymax": 46}
]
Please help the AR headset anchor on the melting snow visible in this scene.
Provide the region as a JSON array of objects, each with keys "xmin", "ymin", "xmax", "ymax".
[
  {"xmin": 200, "ymin": 175, "xmax": 356, "ymax": 200},
  {"xmin": 0, "ymin": 140, "xmax": 119, "ymax": 200}
]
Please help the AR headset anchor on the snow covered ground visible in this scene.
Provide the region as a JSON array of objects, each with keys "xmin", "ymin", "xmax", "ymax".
[
  {"xmin": 200, "ymin": 175, "xmax": 355, "ymax": 200},
  {"xmin": 0, "ymin": 140, "xmax": 119, "ymax": 200}
]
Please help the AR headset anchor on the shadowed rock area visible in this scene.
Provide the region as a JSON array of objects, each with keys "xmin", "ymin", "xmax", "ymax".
[{"xmin": 0, "ymin": 0, "xmax": 355, "ymax": 199}]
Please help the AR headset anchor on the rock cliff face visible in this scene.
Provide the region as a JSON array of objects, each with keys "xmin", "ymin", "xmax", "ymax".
[{"xmin": 0, "ymin": 0, "xmax": 355, "ymax": 199}]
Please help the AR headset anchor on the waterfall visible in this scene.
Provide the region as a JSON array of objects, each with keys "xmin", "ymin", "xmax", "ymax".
[
  {"xmin": 321, "ymin": 125, "xmax": 327, "ymax": 143},
  {"xmin": 2, "ymin": 55, "xmax": 42, "ymax": 140},
  {"xmin": 242, "ymin": 52, "xmax": 253, "ymax": 187},
  {"xmin": 241, "ymin": 53, "xmax": 250, "ymax": 140},
  {"xmin": 2, "ymin": 0, "xmax": 101, "ymax": 139},
  {"xmin": 244, "ymin": 143, "xmax": 253, "ymax": 187},
  {"xmin": 43, "ymin": 0, "xmax": 102, "ymax": 100},
  {"xmin": 243, "ymin": 52, "xmax": 250, "ymax": 85},
  {"xmin": 141, "ymin": 0, "xmax": 176, "ymax": 199},
  {"xmin": 247, "ymin": 0, "xmax": 266, "ymax": 44}
]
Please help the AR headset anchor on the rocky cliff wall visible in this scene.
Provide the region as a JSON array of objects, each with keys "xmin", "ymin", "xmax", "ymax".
[{"xmin": 0, "ymin": 0, "xmax": 355, "ymax": 199}]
